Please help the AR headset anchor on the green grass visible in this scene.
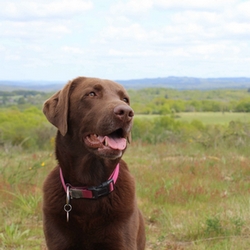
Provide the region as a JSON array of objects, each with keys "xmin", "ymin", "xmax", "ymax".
[
  {"xmin": 1, "ymin": 143, "xmax": 250, "ymax": 249},
  {"xmin": 136, "ymin": 112, "xmax": 250, "ymax": 125},
  {"xmin": 124, "ymin": 143, "xmax": 250, "ymax": 249},
  {"xmin": 177, "ymin": 112, "xmax": 250, "ymax": 125}
]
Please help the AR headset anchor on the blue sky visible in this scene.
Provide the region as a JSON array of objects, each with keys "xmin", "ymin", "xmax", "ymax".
[{"xmin": 0, "ymin": 0, "xmax": 250, "ymax": 81}]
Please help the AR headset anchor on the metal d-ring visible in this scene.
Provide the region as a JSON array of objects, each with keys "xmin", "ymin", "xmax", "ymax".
[{"xmin": 64, "ymin": 185, "xmax": 72, "ymax": 222}]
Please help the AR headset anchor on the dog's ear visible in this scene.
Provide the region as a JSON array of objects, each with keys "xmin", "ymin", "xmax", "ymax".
[{"xmin": 43, "ymin": 80, "xmax": 72, "ymax": 136}]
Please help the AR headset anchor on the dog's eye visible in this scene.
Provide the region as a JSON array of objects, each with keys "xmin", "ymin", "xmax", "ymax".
[
  {"xmin": 88, "ymin": 92, "xmax": 96, "ymax": 97},
  {"xmin": 123, "ymin": 97, "xmax": 129, "ymax": 103}
]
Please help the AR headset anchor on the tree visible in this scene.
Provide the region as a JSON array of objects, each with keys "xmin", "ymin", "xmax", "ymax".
[{"xmin": 18, "ymin": 97, "xmax": 26, "ymax": 105}]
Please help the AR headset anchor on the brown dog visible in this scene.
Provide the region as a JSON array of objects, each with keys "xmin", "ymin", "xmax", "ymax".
[{"xmin": 42, "ymin": 77, "xmax": 145, "ymax": 250}]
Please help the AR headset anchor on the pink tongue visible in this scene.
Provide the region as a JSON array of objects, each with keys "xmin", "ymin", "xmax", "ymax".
[{"xmin": 105, "ymin": 136, "xmax": 127, "ymax": 150}]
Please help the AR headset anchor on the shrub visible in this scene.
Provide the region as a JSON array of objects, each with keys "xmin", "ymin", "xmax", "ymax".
[
  {"xmin": 0, "ymin": 106, "xmax": 55, "ymax": 150},
  {"xmin": 2, "ymin": 106, "xmax": 250, "ymax": 151}
]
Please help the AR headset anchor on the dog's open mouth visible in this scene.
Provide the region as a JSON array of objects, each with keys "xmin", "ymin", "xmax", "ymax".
[{"xmin": 84, "ymin": 129, "xmax": 127, "ymax": 151}]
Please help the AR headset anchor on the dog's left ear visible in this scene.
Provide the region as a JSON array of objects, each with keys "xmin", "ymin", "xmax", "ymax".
[{"xmin": 43, "ymin": 80, "xmax": 72, "ymax": 136}]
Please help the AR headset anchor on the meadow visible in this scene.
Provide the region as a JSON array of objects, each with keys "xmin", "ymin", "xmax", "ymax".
[
  {"xmin": 1, "ymin": 88, "xmax": 250, "ymax": 249},
  {"xmin": 1, "ymin": 140, "xmax": 250, "ymax": 249},
  {"xmin": 177, "ymin": 112, "xmax": 250, "ymax": 125},
  {"xmin": 137, "ymin": 112, "xmax": 250, "ymax": 125}
]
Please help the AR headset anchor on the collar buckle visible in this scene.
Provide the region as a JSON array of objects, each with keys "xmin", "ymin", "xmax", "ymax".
[{"xmin": 88, "ymin": 179, "xmax": 114, "ymax": 199}]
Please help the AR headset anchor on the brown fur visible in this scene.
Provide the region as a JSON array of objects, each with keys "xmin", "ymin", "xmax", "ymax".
[{"xmin": 42, "ymin": 77, "xmax": 145, "ymax": 250}]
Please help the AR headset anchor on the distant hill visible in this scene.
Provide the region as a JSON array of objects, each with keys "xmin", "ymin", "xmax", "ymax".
[
  {"xmin": 0, "ymin": 80, "xmax": 64, "ymax": 92},
  {"xmin": 1, "ymin": 77, "xmax": 250, "ymax": 92},
  {"xmin": 117, "ymin": 77, "xmax": 250, "ymax": 90}
]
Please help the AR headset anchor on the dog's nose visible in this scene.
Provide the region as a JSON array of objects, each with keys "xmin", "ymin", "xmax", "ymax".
[{"xmin": 114, "ymin": 105, "xmax": 134, "ymax": 122}]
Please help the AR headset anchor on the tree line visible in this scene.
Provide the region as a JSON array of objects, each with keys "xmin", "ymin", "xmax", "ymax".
[
  {"xmin": 127, "ymin": 87, "xmax": 250, "ymax": 114},
  {"xmin": 132, "ymin": 97, "xmax": 250, "ymax": 114},
  {"xmin": 1, "ymin": 88, "xmax": 250, "ymax": 113}
]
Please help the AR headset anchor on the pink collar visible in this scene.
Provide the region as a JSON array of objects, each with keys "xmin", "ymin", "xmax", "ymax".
[{"xmin": 59, "ymin": 163, "xmax": 120, "ymax": 199}]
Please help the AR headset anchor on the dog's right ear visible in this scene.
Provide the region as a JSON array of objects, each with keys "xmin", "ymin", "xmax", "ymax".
[{"xmin": 43, "ymin": 80, "xmax": 72, "ymax": 136}]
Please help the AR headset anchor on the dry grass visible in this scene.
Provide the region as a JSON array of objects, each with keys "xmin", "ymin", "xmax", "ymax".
[
  {"xmin": 124, "ymin": 143, "xmax": 250, "ymax": 249},
  {"xmin": 1, "ymin": 142, "xmax": 250, "ymax": 249}
]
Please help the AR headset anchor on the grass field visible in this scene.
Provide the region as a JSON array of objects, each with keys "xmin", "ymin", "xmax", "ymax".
[
  {"xmin": 1, "ymin": 141, "xmax": 250, "ymax": 249},
  {"xmin": 177, "ymin": 112, "xmax": 250, "ymax": 125},
  {"xmin": 136, "ymin": 112, "xmax": 250, "ymax": 125}
]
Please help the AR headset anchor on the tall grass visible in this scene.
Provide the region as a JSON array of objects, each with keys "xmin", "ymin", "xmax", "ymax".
[
  {"xmin": 1, "ymin": 107, "xmax": 250, "ymax": 249},
  {"xmin": 1, "ymin": 142, "xmax": 250, "ymax": 249},
  {"xmin": 124, "ymin": 143, "xmax": 250, "ymax": 249}
]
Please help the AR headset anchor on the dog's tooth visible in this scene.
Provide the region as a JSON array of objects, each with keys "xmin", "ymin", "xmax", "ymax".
[{"xmin": 105, "ymin": 137, "xmax": 108, "ymax": 146}]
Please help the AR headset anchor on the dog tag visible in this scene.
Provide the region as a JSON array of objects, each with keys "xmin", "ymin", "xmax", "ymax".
[
  {"xmin": 64, "ymin": 203, "xmax": 72, "ymax": 222},
  {"xmin": 64, "ymin": 186, "xmax": 72, "ymax": 222}
]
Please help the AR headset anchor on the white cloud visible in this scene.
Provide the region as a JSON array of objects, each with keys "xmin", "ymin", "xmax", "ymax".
[
  {"xmin": 0, "ymin": 0, "xmax": 93, "ymax": 20},
  {"xmin": 171, "ymin": 11, "xmax": 220, "ymax": 25},
  {"xmin": 225, "ymin": 22, "xmax": 250, "ymax": 35},
  {"xmin": 110, "ymin": 0, "xmax": 153, "ymax": 14},
  {"xmin": 105, "ymin": 0, "xmax": 250, "ymax": 49},
  {"xmin": 0, "ymin": 20, "xmax": 71, "ymax": 41},
  {"xmin": 61, "ymin": 46, "xmax": 86, "ymax": 54},
  {"xmin": 5, "ymin": 54, "xmax": 21, "ymax": 61},
  {"xmin": 154, "ymin": 0, "xmax": 237, "ymax": 11},
  {"xmin": 0, "ymin": 0, "xmax": 93, "ymax": 43},
  {"xmin": 236, "ymin": 1, "xmax": 250, "ymax": 20},
  {"xmin": 108, "ymin": 48, "xmax": 161, "ymax": 57},
  {"xmin": 111, "ymin": 0, "xmax": 239, "ymax": 14},
  {"xmin": 102, "ymin": 23, "xmax": 148, "ymax": 41},
  {"xmin": 0, "ymin": 0, "xmax": 250, "ymax": 80}
]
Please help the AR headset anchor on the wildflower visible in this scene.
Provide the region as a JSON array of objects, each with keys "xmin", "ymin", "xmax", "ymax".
[{"xmin": 41, "ymin": 162, "xmax": 45, "ymax": 167}]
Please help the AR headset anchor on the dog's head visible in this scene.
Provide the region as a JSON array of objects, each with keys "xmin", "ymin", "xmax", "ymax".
[{"xmin": 43, "ymin": 77, "xmax": 134, "ymax": 159}]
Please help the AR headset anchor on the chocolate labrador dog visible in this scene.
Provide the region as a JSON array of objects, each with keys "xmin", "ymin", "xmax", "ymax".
[{"xmin": 42, "ymin": 77, "xmax": 145, "ymax": 250}]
